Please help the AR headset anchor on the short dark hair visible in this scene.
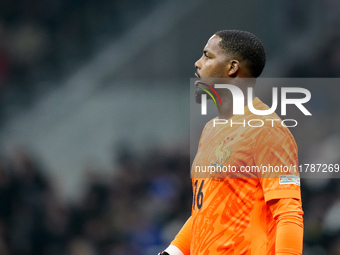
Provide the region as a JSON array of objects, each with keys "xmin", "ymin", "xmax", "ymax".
[{"xmin": 215, "ymin": 30, "xmax": 266, "ymax": 77}]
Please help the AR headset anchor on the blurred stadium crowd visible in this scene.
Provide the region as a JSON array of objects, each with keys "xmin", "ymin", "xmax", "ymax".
[
  {"xmin": 0, "ymin": 145, "xmax": 191, "ymax": 255},
  {"xmin": 0, "ymin": 0, "xmax": 157, "ymax": 123},
  {"xmin": 0, "ymin": 0, "xmax": 340, "ymax": 255}
]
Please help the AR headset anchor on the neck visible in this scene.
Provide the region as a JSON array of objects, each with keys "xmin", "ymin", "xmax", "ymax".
[
  {"xmin": 216, "ymin": 84, "xmax": 256, "ymax": 120},
  {"xmin": 216, "ymin": 101, "xmax": 233, "ymax": 120}
]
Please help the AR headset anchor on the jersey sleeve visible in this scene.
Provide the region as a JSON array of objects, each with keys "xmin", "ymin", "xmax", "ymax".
[
  {"xmin": 254, "ymin": 126, "xmax": 301, "ymax": 202},
  {"xmin": 268, "ymin": 198, "xmax": 304, "ymax": 255},
  {"xmin": 170, "ymin": 216, "xmax": 192, "ymax": 255}
]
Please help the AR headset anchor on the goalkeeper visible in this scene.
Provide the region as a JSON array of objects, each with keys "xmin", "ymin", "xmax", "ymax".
[{"xmin": 160, "ymin": 30, "xmax": 303, "ymax": 255}]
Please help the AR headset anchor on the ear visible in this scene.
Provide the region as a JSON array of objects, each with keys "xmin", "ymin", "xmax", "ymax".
[{"xmin": 227, "ymin": 60, "xmax": 240, "ymax": 77}]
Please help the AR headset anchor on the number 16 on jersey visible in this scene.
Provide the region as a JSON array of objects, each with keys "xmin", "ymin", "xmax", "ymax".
[{"xmin": 193, "ymin": 180, "xmax": 205, "ymax": 210}]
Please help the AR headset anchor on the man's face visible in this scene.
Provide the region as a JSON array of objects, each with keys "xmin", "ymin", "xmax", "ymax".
[
  {"xmin": 195, "ymin": 35, "xmax": 229, "ymax": 79},
  {"xmin": 194, "ymin": 35, "xmax": 229, "ymax": 103}
]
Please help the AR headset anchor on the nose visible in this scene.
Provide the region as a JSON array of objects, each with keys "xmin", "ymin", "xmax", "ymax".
[{"xmin": 195, "ymin": 57, "xmax": 202, "ymax": 70}]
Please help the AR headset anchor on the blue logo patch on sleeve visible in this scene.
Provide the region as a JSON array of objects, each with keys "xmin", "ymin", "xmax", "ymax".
[{"xmin": 279, "ymin": 175, "xmax": 300, "ymax": 186}]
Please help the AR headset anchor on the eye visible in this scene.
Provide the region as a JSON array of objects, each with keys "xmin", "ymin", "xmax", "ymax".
[{"xmin": 203, "ymin": 51, "xmax": 211, "ymax": 59}]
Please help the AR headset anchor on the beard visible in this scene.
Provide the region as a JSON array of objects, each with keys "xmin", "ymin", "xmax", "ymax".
[
  {"xmin": 195, "ymin": 79, "xmax": 215, "ymax": 104},
  {"xmin": 195, "ymin": 87, "xmax": 207, "ymax": 104}
]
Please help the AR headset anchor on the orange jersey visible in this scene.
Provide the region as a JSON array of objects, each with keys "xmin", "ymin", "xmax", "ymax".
[{"xmin": 177, "ymin": 98, "xmax": 302, "ymax": 255}]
